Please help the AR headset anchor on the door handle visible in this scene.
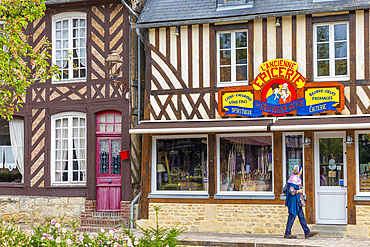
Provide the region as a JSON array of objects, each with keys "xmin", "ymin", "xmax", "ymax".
[{"xmin": 107, "ymin": 179, "xmax": 112, "ymax": 183}]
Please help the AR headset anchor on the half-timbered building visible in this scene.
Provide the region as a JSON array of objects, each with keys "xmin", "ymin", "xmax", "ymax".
[
  {"xmin": 131, "ymin": 0, "xmax": 370, "ymax": 237},
  {"xmin": 0, "ymin": 0, "xmax": 138, "ymax": 229}
]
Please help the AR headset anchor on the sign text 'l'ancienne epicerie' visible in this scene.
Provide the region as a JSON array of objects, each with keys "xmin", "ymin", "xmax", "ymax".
[{"xmin": 218, "ymin": 59, "xmax": 344, "ymax": 117}]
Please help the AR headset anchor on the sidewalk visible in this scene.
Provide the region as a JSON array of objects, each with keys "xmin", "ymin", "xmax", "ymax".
[{"xmin": 169, "ymin": 231, "xmax": 370, "ymax": 247}]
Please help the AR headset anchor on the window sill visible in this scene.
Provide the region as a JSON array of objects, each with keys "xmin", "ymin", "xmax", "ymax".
[
  {"xmin": 217, "ymin": 82, "xmax": 249, "ymax": 88},
  {"xmin": 47, "ymin": 185, "xmax": 88, "ymax": 189},
  {"xmin": 314, "ymin": 77, "xmax": 349, "ymax": 82},
  {"xmin": 52, "ymin": 79, "xmax": 87, "ymax": 84},
  {"xmin": 214, "ymin": 194, "xmax": 275, "ymax": 200},
  {"xmin": 148, "ymin": 193, "xmax": 209, "ymax": 199},
  {"xmin": 354, "ymin": 195, "xmax": 370, "ymax": 201}
]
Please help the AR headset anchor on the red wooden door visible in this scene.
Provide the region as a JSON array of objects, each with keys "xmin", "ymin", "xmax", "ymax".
[{"xmin": 96, "ymin": 112, "xmax": 122, "ymax": 211}]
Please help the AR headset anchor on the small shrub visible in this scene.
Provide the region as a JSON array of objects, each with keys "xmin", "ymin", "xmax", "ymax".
[
  {"xmin": 122, "ymin": 205, "xmax": 186, "ymax": 247},
  {"xmin": 0, "ymin": 206, "xmax": 185, "ymax": 246}
]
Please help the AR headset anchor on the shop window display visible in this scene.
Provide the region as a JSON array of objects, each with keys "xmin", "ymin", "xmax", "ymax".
[
  {"xmin": 358, "ymin": 134, "xmax": 370, "ymax": 192},
  {"xmin": 219, "ymin": 135, "xmax": 272, "ymax": 192},
  {"xmin": 155, "ymin": 137, "xmax": 208, "ymax": 191}
]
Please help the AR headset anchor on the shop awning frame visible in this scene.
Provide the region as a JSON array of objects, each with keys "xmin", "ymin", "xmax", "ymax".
[
  {"xmin": 129, "ymin": 118, "xmax": 275, "ymax": 134},
  {"xmin": 271, "ymin": 115, "xmax": 370, "ymax": 131}
]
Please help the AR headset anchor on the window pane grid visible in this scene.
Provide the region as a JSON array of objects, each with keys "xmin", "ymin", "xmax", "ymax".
[
  {"xmin": 53, "ymin": 115, "xmax": 86, "ymax": 184},
  {"xmin": 54, "ymin": 16, "xmax": 86, "ymax": 81},
  {"xmin": 97, "ymin": 113, "xmax": 122, "ymax": 133},
  {"xmin": 315, "ymin": 23, "xmax": 348, "ymax": 79},
  {"xmin": 72, "ymin": 18, "xmax": 86, "ymax": 79},
  {"xmin": 218, "ymin": 30, "xmax": 248, "ymax": 85},
  {"xmin": 55, "ymin": 19, "xmax": 69, "ymax": 80}
]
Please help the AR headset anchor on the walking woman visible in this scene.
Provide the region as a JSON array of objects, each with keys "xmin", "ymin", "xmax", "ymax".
[{"xmin": 284, "ymin": 165, "xmax": 318, "ymax": 239}]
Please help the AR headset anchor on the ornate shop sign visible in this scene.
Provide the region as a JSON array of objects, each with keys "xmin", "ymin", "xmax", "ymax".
[{"xmin": 218, "ymin": 59, "xmax": 344, "ymax": 117}]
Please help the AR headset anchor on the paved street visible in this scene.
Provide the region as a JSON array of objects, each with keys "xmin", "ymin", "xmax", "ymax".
[{"xmin": 173, "ymin": 231, "xmax": 370, "ymax": 247}]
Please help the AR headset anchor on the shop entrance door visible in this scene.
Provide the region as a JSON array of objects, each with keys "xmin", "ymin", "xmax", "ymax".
[{"xmin": 315, "ymin": 132, "xmax": 347, "ymax": 224}]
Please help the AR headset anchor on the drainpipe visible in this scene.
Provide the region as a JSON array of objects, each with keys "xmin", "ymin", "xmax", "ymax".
[
  {"xmin": 121, "ymin": 0, "xmax": 139, "ymax": 20},
  {"xmin": 121, "ymin": 1, "xmax": 144, "ymax": 229},
  {"xmin": 122, "ymin": 0, "xmax": 145, "ymax": 124},
  {"xmin": 130, "ymin": 191, "xmax": 141, "ymax": 229}
]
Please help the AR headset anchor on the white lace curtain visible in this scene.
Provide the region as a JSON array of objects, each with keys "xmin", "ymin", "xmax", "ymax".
[{"xmin": 9, "ymin": 119, "xmax": 24, "ymax": 182}]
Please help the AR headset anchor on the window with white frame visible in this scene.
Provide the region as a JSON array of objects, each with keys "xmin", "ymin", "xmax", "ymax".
[
  {"xmin": 314, "ymin": 22, "xmax": 349, "ymax": 81},
  {"xmin": 217, "ymin": 30, "xmax": 248, "ymax": 86},
  {"xmin": 0, "ymin": 118, "xmax": 24, "ymax": 183},
  {"xmin": 52, "ymin": 13, "xmax": 86, "ymax": 82},
  {"xmin": 51, "ymin": 112, "xmax": 86, "ymax": 185},
  {"xmin": 356, "ymin": 132, "xmax": 370, "ymax": 195},
  {"xmin": 283, "ymin": 133, "xmax": 304, "ymax": 189},
  {"xmin": 217, "ymin": 134, "xmax": 273, "ymax": 194},
  {"xmin": 152, "ymin": 136, "xmax": 208, "ymax": 194}
]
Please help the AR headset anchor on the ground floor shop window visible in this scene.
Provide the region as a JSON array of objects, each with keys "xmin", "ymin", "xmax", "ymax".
[
  {"xmin": 218, "ymin": 134, "xmax": 273, "ymax": 193},
  {"xmin": 357, "ymin": 133, "xmax": 370, "ymax": 194},
  {"xmin": 283, "ymin": 134, "xmax": 304, "ymax": 187},
  {"xmin": 0, "ymin": 118, "xmax": 24, "ymax": 183},
  {"xmin": 153, "ymin": 136, "xmax": 208, "ymax": 193}
]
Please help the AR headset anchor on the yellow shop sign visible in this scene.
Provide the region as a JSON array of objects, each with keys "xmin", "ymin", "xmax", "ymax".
[{"xmin": 218, "ymin": 59, "xmax": 344, "ymax": 117}]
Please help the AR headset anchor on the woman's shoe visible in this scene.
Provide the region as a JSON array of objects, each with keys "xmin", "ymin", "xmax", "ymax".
[
  {"xmin": 305, "ymin": 232, "xmax": 318, "ymax": 238},
  {"xmin": 284, "ymin": 234, "xmax": 297, "ymax": 239}
]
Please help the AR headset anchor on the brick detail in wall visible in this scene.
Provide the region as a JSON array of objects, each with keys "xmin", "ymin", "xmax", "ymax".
[
  {"xmin": 80, "ymin": 200, "xmax": 130, "ymax": 228},
  {"xmin": 30, "ymin": 109, "xmax": 46, "ymax": 187}
]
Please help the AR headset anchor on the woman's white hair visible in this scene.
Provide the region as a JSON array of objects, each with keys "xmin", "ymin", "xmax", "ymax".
[{"xmin": 292, "ymin": 165, "xmax": 301, "ymax": 174}]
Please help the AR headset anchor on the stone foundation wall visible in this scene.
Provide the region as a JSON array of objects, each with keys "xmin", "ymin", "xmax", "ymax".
[
  {"xmin": 146, "ymin": 203, "xmax": 295, "ymax": 234},
  {"xmin": 353, "ymin": 205, "xmax": 370, "ymax": 237},
  {"xmin": 0, "ymin": 195, "xmax": 86, "ymax": 224}
]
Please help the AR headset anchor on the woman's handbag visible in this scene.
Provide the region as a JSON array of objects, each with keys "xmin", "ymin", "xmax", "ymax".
[
  {"xmin": 282, "ymin": 183, "xmax": 287, "ymax": 195},
  {"xmin": 300, "ymin": 193, "xmax": 306, "ymax": 207}
]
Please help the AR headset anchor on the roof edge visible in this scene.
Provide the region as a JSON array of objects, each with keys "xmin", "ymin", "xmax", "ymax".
[{"xmin": 133, "ymin": 4, "xmax": 370, "ymax": 29}]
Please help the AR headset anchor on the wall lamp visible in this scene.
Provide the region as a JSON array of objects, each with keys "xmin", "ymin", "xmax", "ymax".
[
  {"xmin": 105, "ymin": 50, "xmax": 126, "ymax": 93},
  {"xmin": 344, "ymin": 135, "xmax": 354, "ymax": 147},
  {"xmin": 302, "ymin": 136, "xmax": 311, "ymax": 148},
  {"xmin": 275, "ymin": 17, "xmax": 281, "ymax": 27},
  {"xmin": 175, "ymin": 26, "xmax": 180, "ymax": 36}
]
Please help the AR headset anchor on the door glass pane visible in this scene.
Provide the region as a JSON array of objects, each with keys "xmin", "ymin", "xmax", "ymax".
[
  {"xmin": 319, "ymin": 138, "xmax": 344, "ymax": 186},
  {"xmin": 111, "ymin": 139, "xmax": 121, "ymax": 175},
  {"xmin": 358, "ymin": 134, "xmax": 370, "ymax": 192},
  {"xmin": 99, "ymin": 140, "xmax": 109, "ymax": 175},
  {"xmin": 285, "ymin": 135, "xmax": 304, "ymax": 186}
]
